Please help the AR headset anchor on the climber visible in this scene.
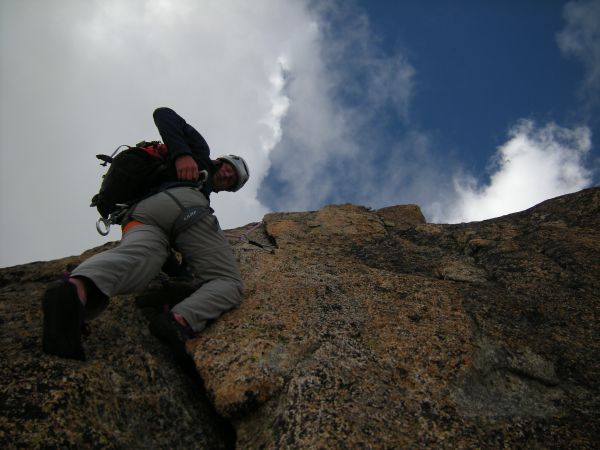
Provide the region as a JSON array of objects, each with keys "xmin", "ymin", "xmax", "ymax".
[{"xmin": 41, "ymin": 107, "xmax": 250, "ymax": 362}]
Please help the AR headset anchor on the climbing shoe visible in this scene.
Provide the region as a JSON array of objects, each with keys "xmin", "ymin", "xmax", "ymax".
[
  {"xmin": 149, "ymin": 312, "xmax": 195, "ymax": 367},
  {"xmin": 42, "ymin": 279, "xmax": 86, "ymax": 361}
]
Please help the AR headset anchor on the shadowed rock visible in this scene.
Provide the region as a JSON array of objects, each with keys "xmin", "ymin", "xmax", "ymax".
[{"xmin": 0, "ymin": 245, "xmax": 233, "ymax": 449}]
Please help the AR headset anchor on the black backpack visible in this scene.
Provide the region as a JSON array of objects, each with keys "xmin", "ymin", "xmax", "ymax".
[{"xmin": 90, "ymin": 141, "xmax": 171, "ymax": 222}]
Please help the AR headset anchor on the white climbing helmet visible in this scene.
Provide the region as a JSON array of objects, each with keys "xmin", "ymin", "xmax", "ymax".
[{"xmin": 217, "ymin": 154, "xmax": 250, "ymax": 192}]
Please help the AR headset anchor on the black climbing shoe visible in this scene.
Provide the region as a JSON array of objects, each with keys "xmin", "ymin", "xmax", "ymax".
[
  {"xmin": 149, "ymin": 312, "xmax": 194, "ymax": 367},
  {"xmin": 42, "ymin": 279, "xmax": 86, "ymax": 361}
]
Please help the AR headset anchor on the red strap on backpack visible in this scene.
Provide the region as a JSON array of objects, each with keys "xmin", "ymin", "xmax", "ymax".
[{"xmin": 140, "ymin": 142, "xmax": 168, "ymax": 159}]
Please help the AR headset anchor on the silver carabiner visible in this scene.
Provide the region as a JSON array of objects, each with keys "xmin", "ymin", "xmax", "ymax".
[{"xmin": 96, "ymin": 217, "xmax": 111, "ymax": 236}]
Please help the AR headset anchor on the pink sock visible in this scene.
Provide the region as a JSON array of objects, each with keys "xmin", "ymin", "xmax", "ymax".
[
  {"xmin": 173, "ymin": 313, "xmax": 189, "ymax": 328},
  {"xmin": 68, "ymin": 278, "xmax": 87, "ymax": 305}
]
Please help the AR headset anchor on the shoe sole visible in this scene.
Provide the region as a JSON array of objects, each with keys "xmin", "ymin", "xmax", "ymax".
[{"xmin": 42, "ymin": 280, "xmax": 86, "ymax": 361}]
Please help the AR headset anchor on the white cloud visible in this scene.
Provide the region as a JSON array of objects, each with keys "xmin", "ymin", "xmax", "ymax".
[
  {"xmin": 0, "ymin": 0, "xmax": 317, "ymax": 267},
  {"xmin": 258, "ymin": 1, "xmax": 417, "ymax": 212},
  {"xmin": 259, "ymin": 57, "xmax": 291, "ymax": 156},
  {"xmin": 438, "ymin": 121, "xmax": 593, "ymax": 223},
  {"xmin": 1, "ymin": 0, "xmax": 596, "ymax": 267},
  {"xmin": 257, "ymin": 1, "xmax": 597, "ymax": 228},
  {"xmin": 429, "ymin": 0, "xmax": 598, "ymax": 225},
  {"xmin": 557, "ymin": 0, "xmax": 600, "ymax": 101}
]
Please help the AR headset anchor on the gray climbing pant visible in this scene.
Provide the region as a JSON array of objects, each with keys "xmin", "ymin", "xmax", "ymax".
[{"xmin": 71, "ymin": 187, "xmax": 244, "ymax": 332}]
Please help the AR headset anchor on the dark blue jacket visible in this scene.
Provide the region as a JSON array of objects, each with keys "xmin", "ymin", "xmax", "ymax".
[{"xmin": 153, "ymin": 107, "xmax": 216, "ymax": 198}]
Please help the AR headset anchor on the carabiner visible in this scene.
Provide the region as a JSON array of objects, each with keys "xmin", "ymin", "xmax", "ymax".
[{"xmin": 96, "ymin": 217, "xmax": 111, "ymax": 236}]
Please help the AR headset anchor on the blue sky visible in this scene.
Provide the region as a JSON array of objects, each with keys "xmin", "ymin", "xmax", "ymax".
[
  {"xmin": 365, "ymin": 0, "xmax": 591, "ymax": 174},
  {"xmin": 374, "ymin": 1, "xmax": 581, "ymax": 164},
  {"xmin": 259, "ymin": 0, "xmax": 598, "ymax": 220},
  {"xmin": 1, "ymin": 0, "xmax": 598, "ymax": 267}
]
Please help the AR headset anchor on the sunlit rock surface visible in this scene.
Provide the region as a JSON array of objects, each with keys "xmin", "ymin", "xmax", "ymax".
[{"xmin": 1, "ymin": 187, "xmax": 598, "ymax": 448}]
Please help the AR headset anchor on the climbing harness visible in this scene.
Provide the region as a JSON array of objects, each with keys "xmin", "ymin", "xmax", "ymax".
[
  {"xmin": 121, "ymin": 220, "xmax": 144, "ymax": 235},
  {"xmin": 95, "ymin": 171, "xmax": 209, "ymax": 237},
  {"xmin": 161, "ymin": 189, "xmax": 214, "ymax": 239}
]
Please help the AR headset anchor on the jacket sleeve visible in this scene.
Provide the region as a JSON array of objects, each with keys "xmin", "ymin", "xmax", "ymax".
[{"xmin": 153, "ymin": 107, "xmax": 213, "ymax": 170}]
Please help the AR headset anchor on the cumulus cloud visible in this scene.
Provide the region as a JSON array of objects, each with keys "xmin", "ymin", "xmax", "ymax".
[
  {"xmin": 0, "ymin": 0, "xmax": 317, "ymax": 266},
  {"xmin": 1, "ymin": 0, "xmax": 596, "ymax": 267},
  {"xmin": 258, "ymin": 1, "xmax": 417, "ymax": 212},
  {"xmin": 428, "ymin": 0, "xmax": 600, "ymax": 225},
  {"xmin": 258, "ymin": 1, "xmax": 597, "ymax": 228},
  {"xmin": 556, "ymin": 0, "xmax": 600, "ymax": 102},
  {"xmin": 437, "ymin": 121, "xmax": 593, "ymax": 223}
]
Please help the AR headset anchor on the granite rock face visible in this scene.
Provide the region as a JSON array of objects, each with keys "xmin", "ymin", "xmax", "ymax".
[
  {"xmin": 1, "ymin": 188, "xmax": 599, "ymax": 448},
  {"xmin": 199, "ymin": 189, "xmax": 600, "ymax": 448},
  {"xmin": 0, "ymin": 244, "xmax": 233, "ymax": 449}
]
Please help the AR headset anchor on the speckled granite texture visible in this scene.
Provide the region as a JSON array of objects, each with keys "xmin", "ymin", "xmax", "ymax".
[
  {"xmin": 0, "ymin": 245, "xmax": 233, "ymax": 449},
  {"xmin": 1, "ymin": 187, "xmax": 599, "ymax": 448}
]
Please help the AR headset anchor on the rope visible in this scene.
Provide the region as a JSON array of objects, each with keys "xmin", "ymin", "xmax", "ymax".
[{"xmin": 238, "ymin": 221, "xmax": 264, "ymax": 241}]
